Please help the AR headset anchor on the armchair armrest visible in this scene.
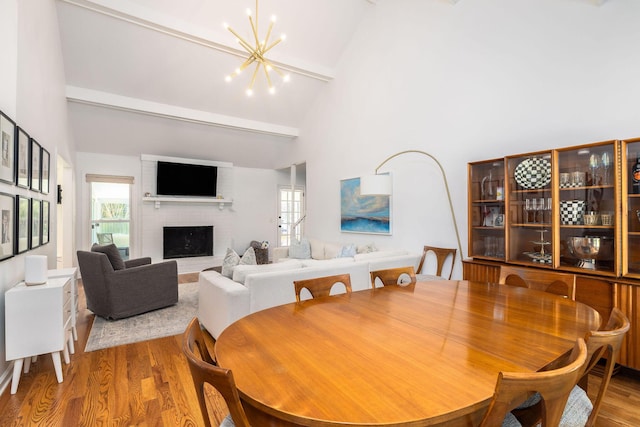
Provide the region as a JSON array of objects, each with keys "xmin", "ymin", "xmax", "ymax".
[{"xmin": 124, "ymin": 257, "xmax": 152, "ymax": 268}]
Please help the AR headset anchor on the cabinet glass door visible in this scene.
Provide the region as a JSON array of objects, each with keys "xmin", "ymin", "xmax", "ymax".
[
  {"xmin": 557, "ymin": 141, "xmax": 617, "ymax": 275},
  {"xmin": 623, "ymin": 138, "xmax": 640, "ymax": 277},
  {"xmin": 506, "ymin": 152, "xmax": 553, "ymax": 266},
  {"xmin": 468, "ymin": 159, "xmax": 505, "ymax": 260}
]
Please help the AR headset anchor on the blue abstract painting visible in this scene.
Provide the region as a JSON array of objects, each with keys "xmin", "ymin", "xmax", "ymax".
[{"xmin": 340, "ymin": 177, "xmax": 391, "ymax": 234}]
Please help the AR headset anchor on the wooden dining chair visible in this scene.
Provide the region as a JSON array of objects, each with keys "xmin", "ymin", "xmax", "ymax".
[
  {"xmin": 294, "ymin": 273, "xmax": 352, "ymax": 302},
  {"xmin": 498, "ymin": 265, "xmax": 576, "ymax": 300},
  {"xmin": 370, "ymin": 266, "xmax": 416, "ymax": 288},
  {"xmin": 514, "ymin": 307, "xmax": 631, "ymax": 427},
  {"xmin": 416, "ymin": 246, "xmax": 457, "ymax": 279},
  {"xmin": 479, "ymin": 338, "xmax": 588, "ymax": 427},
  {"xmin": 182, "ymin": 317, "xmax": 250, "ymax": 427}
]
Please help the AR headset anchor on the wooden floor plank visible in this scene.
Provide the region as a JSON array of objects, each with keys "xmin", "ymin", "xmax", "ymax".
[{"xmin": 0, "ymin": 274, "xmax": 638, "ymax": 426}]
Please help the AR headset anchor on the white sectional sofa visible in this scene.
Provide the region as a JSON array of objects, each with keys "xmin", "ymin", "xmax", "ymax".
[{"xmin": 198, "ymin": 241, "xmax": 420, "ymax": 338}]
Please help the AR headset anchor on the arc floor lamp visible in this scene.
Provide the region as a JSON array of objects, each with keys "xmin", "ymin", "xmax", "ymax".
[{"xmin": 359, "ymin": 150, "xmax": 464, "ymax": 267}]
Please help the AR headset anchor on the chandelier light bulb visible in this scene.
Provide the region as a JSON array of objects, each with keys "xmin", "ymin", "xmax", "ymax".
[
  {"xmin": 266, "ymin": 64, "xmax": 273, "ymax": 71},
  {"xmin": 235, "ymin": 68, "xmax": 242, "ymax": 74},
  {"xmin": 223, "ymin": 22, "xmax": 229, "ymax": 29},
  {"xmin": 246, "ymin": 88, "xmax": 253, "ymax": 97},
  {"xmin": 283, "ymin": 74, "xmax": 290, "ymax": 83},
  {"xmin": 225, "ymin": 75, "xmax": 232, "ymax": 82},
  {"xmin": 269, "ymin": 87, "xmax": 276, "ymax": 95},
  {"xmin": 271, "ymin": 15, "xmax": 277, "ymax": 22},
  {"xmin": 280, "ymin": 33, "xmax": 287, "ymax": 41},
  {"xmin": 246, "ymin": 8, "xmax": 252, "ymax": 16}
]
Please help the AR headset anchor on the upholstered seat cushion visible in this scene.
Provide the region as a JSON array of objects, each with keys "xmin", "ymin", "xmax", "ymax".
[
  {"xmin": 220, "ymin": 414, "xmax": 235, "ymax": 427},
  {"xmin": 91, "ymin": 243, "xmax": 126, "ymax": 270},
  {"xmin": 502, "ymin": 412, "xmax": 521, "ymax": 427},
  {"xmin": 560, "ymin": 385, "xmax": 592, "ymax": 426}
]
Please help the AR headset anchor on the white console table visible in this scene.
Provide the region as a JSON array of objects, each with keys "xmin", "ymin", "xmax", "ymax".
[{"xmin": 5, "ymin": 276, "xmax": 73, "ymax": 394}]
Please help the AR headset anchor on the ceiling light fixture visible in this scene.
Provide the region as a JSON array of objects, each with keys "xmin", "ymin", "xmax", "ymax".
[{"xmin": 223, "ymin": 0, "xmax": 290, "ymax": 96}]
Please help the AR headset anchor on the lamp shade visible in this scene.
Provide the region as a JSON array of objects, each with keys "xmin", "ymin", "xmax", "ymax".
[{"xmin": 360, "ymin": 174, "xmax": 392, "ymax": 196}]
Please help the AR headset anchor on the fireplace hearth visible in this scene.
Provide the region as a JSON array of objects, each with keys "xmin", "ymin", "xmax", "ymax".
[{"xmin": 163, "ymin": 226, "xmax": 213, "ymax": 259}]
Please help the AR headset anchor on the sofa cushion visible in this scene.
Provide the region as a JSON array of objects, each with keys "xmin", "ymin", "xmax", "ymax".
[
  {"xmin": 241, "ymin": 246, "xmax": 257, "ymax": 265},
  {"xmin": 289, "ymin": 238, "xmax": 311, "ymax": 259},
  {"xmin": 232, "ymin": 259, "xmax": 304, "ymax": 285},
  {"xmin": 91, "ymin": 243, "xmax": 126, "ymax": 270},
  {"xmin": 300, "ymin": 258, "xmax": 355, "ymax": 268}
]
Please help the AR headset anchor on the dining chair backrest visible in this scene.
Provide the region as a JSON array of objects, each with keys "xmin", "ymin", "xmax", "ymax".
[
  {"xmin": 370, "ymin": 266, "xmax": 417, "ymax": 288},
  {"xmin": 479, "ymin": 338, "xmax": 587, "ymax": 427},
  {"xmin": 417, "ymin": 246, "xmax": 456, "ymax": 279},
  {"xmin": 579, "ymin": 307, "xmax": 630, "ymax": 426},
  {"xmin": 498, "ymin": 265, "xmax": 576, "ymax": 300},
  {"xmin": 182, "ymin": 317, "xmax": 251, "ymax": 427},
  {"xmin": 294, "ymin": 274, "xmax": 352, "ymax": 302},
  {"xmin": 513, "ymin": 307, "xmax": 630, "ymax": 427}
]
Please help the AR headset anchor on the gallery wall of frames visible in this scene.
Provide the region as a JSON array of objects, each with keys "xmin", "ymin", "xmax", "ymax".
[{"xmin": 0, "ymin": 109, "xmax": 51, "ymax": 262}]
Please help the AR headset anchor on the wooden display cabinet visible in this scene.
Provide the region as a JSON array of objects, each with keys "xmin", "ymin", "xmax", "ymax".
[
  {"xmin": 556, "ymin": 141, "xmax": 619, "ymax": 276},
  {"xmin": 505, "ymin": 151, "xmax": 554, "ymax": 267},
  {"xmin": 468, "ymin": 159, "xmax": 505, "ymax": 261},
  {"xmin": 622, "ymin": 138, "xmax": 640, "ymax": 278}
]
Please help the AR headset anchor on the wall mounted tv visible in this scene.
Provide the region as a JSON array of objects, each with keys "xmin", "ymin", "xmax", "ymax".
[{"xmin": 156, "ymin": 161, "xmax": 217, "ymax": 197}]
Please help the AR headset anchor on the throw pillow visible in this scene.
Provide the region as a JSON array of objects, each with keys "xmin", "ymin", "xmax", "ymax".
[
  {"xmin": 324, "ymin": 242, "xmax": 343, "ymax": 259},
  {"xmin": 240, "ymin": 246, "xmax": 257, "ymax": 265},
  {"xmin": 289, "ymin": 238, "xmax": 311, "ymax": 259},
  {"xmin": 337, "ymin": 243, "xmax": 357, "ymax": 258},
  {"xmin": 357, "ymin": 242, "xmax": 377, "ymax": 254},
  {"xmin": 91, "ymin": 243, "xmax": 126, "ymax": 270},
  {"xmin": 222, "ymin": 248, "xmax": 240, "ymax": 278}
]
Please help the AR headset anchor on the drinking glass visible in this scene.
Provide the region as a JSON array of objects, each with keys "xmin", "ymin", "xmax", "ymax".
[
  {"xmin": 601, "ymin": 152, "xmax": 612, "ymax": 185},
  {"xmin": 536, "ymin": 197, "xmax": 545, "ymax": 223},
  {"xmin": 524, "ymin": 199, "xmax": 532, "ymax": 224},
  {"xmin": 589, "ymin": 154, "xmax": 601, "ymax": 185}
]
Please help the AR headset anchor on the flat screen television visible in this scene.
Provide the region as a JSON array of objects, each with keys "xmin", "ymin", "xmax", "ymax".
[{"xmin": 156, "ymin": 161, "xmax": 217, "ymax": 197}]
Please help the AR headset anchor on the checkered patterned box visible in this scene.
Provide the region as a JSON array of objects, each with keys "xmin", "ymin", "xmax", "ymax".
[{"xmin": 560, "ymin": 200, "xmax": 585, "ymax": 225}]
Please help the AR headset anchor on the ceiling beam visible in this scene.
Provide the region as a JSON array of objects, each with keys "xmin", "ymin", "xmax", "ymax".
[
  {"xmin": 59, "ymin": 0, "xmax": 335, "ymax": 82},
  {"xmin": 66, "ymin": 86, "xmax": 299, "ymax": 138}
]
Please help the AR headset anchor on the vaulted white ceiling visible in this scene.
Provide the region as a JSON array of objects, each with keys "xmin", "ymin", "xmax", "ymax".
[{"xmin": 56, "ymin": 0, "xmax": 374, "ymax": 167}]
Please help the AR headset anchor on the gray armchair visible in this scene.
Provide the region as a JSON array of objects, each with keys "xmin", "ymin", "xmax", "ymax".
[{"xmin": 77, "ymin": 244, "xmax": 178, "ymax": 320}]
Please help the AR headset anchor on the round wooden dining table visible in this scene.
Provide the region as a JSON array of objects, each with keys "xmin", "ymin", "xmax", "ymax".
[{"xmin": 215, "ymin": 280, "xmax": 601, "ymax": 427}]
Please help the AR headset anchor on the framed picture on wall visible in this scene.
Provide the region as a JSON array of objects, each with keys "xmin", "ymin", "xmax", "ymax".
[
  {"xmin": 16, "ymin": 127, "xmax": 30, "ymax": 188},
  {"xmin": 41, "ymin": 148, "xmax": 50, "ymax": 194},
  {"xmin": 16, "ymin": 195, "xmax": 29, "ymax": 254},
  {"xmin": 0, "ymin": 192, "xmax": 15, "ymax": 261},
  {"xmin": 30, "ymin": 139, "xmax": 41, "ymax": 192},
  {"xmin": 41, "ymin": 200, "xmax": 50, "ymax": 245},
  {"xmin": 340, "ymin": 176, "xmax": 391, "ymax": 235},
  {"xmin": 30, "ymin": 198, "xmax": 41, "ymax": 249},
  {"xmin": 0, "ymin": 111, "xmax": 16, "ymax": 184}
]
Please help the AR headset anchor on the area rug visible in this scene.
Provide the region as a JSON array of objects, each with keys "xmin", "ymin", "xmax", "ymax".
[{"xmin": 84, "ymin": 282, "xmax": 198, "ymax": 352}]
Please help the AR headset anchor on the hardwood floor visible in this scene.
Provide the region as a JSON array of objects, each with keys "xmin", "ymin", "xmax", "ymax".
[{"xmin": 0, "ymin": 273, "xmax": 639, "ymax": 426}]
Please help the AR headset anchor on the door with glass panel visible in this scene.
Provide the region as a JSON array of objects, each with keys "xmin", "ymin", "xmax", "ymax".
[
  {"xmin": 90, "ymin": 180, "xmax": 131, "ymax": 260},
  {"xmin": 278, "ymin": 186, "xmax": 304, "ymax": 247}
]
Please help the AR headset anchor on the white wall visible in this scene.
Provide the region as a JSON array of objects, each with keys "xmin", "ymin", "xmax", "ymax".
[
  {"xmin": 289, "ymin": 0, "xmax": 640, "ymax": 279},
  {"xmin": 76, "ymin": 153, "xmax": 279, "ymax": 273},
  {"xmin": 0, "ymin": 0, "xmax": 75, "ymax": 394}
]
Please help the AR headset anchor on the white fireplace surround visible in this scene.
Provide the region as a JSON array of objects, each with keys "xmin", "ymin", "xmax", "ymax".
[{"xmin": 141, "ymin": 155, "xmax": 234, "ymax": 273}]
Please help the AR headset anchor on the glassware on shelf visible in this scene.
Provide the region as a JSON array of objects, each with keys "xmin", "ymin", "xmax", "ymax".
[
  {"xmin": 543, "ymin": 197, "xmax": 552, "ymax": 224},
  {"xmin": 601, "ymin": 152, "xmax": 612, "ymax": 185},
  {"xmin": 589, "ymin": 154, "xmax": 601, "ymax": 186}
]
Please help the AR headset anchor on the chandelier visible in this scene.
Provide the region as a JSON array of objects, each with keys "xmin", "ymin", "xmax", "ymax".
[{"xmin": 224, "ymin": 0, "xmax": 290, "ymax": 96}]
